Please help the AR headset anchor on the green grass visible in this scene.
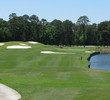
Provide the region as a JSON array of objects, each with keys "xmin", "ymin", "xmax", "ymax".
[{"xmin": 0, "ymin": 42, "xmax": 110, "ymax": 100}]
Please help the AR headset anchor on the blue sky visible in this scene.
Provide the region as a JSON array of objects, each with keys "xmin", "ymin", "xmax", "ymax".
[{"xmin": 0, "ymin": 0, "xmax": 110, "ymax": 24}]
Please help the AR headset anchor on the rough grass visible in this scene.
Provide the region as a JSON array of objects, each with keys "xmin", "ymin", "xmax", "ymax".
[{"xmin": 0, "ymin": 42, "xmax": 110, "ymax": 100}]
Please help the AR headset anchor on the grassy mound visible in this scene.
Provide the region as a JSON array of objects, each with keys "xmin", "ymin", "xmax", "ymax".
[{"xmin": 0, "ymin": 42, "xmax": 110, "ymax": 100}]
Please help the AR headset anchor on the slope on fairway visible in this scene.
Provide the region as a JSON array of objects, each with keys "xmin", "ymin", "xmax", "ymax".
[
  {"xmin": 0, "ymin": 42, "xmax": 110, "ymax": 100},
  {"xmin": 0, "ymin": 83, "xmax": 21, "ymax": 100}
]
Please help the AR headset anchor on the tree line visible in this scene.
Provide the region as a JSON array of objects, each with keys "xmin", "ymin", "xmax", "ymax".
[{"xmin": 0, "ymin": 13, "xmax": 110, "ymax": 46}]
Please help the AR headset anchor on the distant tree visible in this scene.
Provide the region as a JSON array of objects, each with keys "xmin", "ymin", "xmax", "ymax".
[
  {"xmin": 62, "ymin": 20, "xmax": 73, "ymax": 45},
  {"xmin": 77, "ymin": 16, "xmax": 90, "ymax": 47},
  {"xmin": 50, "ymin": 20, "xmax": 63, "ymax": 45},
  {"xmin": 98, "ymin": 21, "xmax": 110, "ymax": 46},
  {"xmin": 9, "ymin": 13, "xmax": 17, "ymax": 20},
  {"xmin": 22, "ymin": 14, "xmax": 30, "ymax": 41},
  {"xmin": 0, "ymin": 18, "xmax": 10, "ymax": 41},
  {"xmin": 29, "ymin": 15, "xmax": 40, "ymax": 41},
  {"xmin": 9, "ymin": 14, "xmax": 26, "ymax": 41},
  {"xmin": 9, "ymin": 13, "xmax": 26, "ymax": 41},
  {"xmin": 1, "ymin": 13, "xmax": 110, "ymax": 46},
  {"xmin": 74, "ymin": 24, "xmax": 83, "ymax": 45},
  {"xmin": 86, "ymin": 24, "xmax": 98, "ymax": 45},
  {"xmin": 39, "ymin": 19, "xmax": 49, "ymax": 43},
  {"xmin": 41, "ymin": 19, "xmax": 48, "ymax": 26}
]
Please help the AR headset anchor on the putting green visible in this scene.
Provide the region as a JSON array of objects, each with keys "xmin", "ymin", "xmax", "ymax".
[{"xmin": 0, "ymin": 42, "xmax": 110, "ymax": 100}]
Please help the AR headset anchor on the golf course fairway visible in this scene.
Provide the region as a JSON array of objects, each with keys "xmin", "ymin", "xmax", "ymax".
[{"xmin": 0, "ymin": 41, "xmax": 110, "ymax": 100}]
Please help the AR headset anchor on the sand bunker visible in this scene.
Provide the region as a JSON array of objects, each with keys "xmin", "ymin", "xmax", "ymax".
[
  {"xmin": 28, "ymin": 41, "xmax": 38, "ymax": 44},
  {"xmin": 85, "ymin": 51, "xmax": 95, "ymax": 53},
  {"xmin": 85, "ymin": 51, "xmax": 92, "ymax": 53},
  {"xmin": 0, "ymin": 84, "xmax": 21, "ymax": 100},
  {"xmin": 41, "ymin": 51, "xmax": 57, "ymax": 54},
  {"xmin": 19, "ymin": 43, "xmax": 27, "ymax": 46},
  {"xmin": 41, "ymin": 51, "xmax": 75, "ymax": 54},
  {"xmin": 7, "ymin": 45, "xmax": 32, "ymax": 49},
  {"xmin": 0, "ymin": 43, "xmax": 5, "ymax": 46}
]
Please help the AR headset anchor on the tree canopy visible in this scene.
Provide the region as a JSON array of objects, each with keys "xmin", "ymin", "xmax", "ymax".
[{"xmin": 0, "ymin": 13, "xmax": 110, "ymax": 46}]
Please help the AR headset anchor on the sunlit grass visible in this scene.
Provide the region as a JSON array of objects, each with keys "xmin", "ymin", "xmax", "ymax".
[{"xmin": 0, "ymin": 42, "xmax": 110, "ymax": 100}]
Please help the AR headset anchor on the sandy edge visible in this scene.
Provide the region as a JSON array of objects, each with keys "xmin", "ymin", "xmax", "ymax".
[
  {"xmin": 41, "ymin": 51, "xmax": 75, "ymax": 54},
  {"xmin": 85, "ymin": 51, "xmax": 95, "ymax": 53},
  {"xmin": 0, "ymin": 43, "xmax": 5, "ymax": 46},
  {"xmin": 41, "ymin": 51, "xmax": 57, "ymax": 54},
  {"xmin": 0, "ymin": 84, "xmax": 21, "ymax": 100},
  {"xmin": 19, "ymin": 43, "xmax": 27, "ymax": 46},
  {"xmin": 28, "ymin": 41, "xmax": 39, "ymax": 44},
  {"xmin": 6, "ymin": 45, "xmax": 32, "ymax": 49}
]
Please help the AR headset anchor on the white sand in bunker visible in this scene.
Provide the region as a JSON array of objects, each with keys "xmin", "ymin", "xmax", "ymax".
[
  {"xmin": 41, "ymin": 51, "xmax": 57, "ymax": 54},
  {"xmin": 19, "ymin": 43, "xmax": 27, "ymax": 46},
  {"xmin": 41, "ymin": 51, "xmax": 75, "ymax": 54},
  {"xmin": 0, "ymin": 84, "xmax": 21, "ymax": 100},
  {"xmin": 6, "ymin": 45, "xmax": 32, "ymax": 49},
  {"xmin": 28, "ymin": 41, "xmax": 39, "ymax": 44},
  {"xmin": 0, "ymin": 43, "xmax": 5, "ymax": 46},
  {"xmin": 85, "ymin": 51, "xmax": 92, "ymax": 53},
  {"xmin": 85, "ymin": 51, "xmax": 95, "ymax": 53}
]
